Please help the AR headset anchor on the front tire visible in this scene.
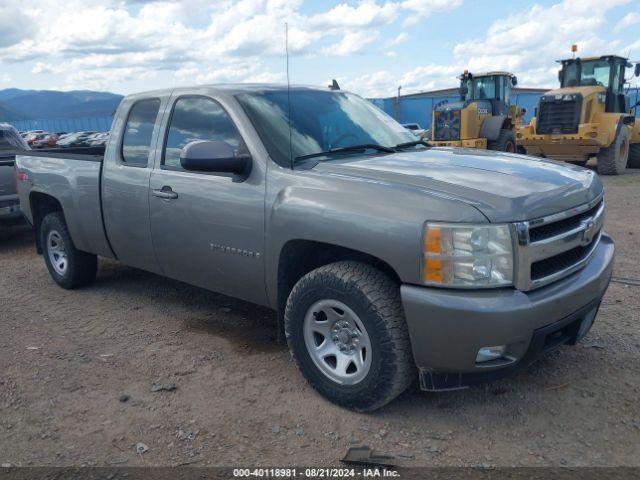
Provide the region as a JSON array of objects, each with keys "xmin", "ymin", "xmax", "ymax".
[
  {"xmin": 597, "ymin": 127, "xmax": 629, "ymax": 175},
  {"xmin": 488, "ymin": 128, "xmax": 516, "ymax": 152},
  {"xmin": 41, "ymin": 212, "xmax": 97, "ymax": 289},
  {"xmin": 284, "ymin": 261, "xmax": 415, "ymax": 411}
]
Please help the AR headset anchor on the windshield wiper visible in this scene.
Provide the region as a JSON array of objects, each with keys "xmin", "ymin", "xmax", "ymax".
[
  {"xmin": 394, "ymin": 140, "xmax": 432, "ymax": 150},
  {"xmin": 295, "ymin": 143, "xmax": 395, "ymax": 161}
]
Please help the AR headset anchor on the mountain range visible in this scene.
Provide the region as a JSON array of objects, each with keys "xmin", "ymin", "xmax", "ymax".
[{"xmin": 0, "ymin": 88, "xmax": 123, "ymax": 121}]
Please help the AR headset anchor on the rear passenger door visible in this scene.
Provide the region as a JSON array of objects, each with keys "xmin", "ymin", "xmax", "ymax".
[
  {"xmin": 102, "ymin": 95, "xmax": 168, "ymax": 273},
  {"xmin": 148, "ymin": 93, "xmax": 266, "ymax": 305}
]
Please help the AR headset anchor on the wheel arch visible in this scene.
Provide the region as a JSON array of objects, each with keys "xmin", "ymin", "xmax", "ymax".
[
  {"xmin": 29, "ymin": 192, "xmax": 64, "ymax": 254},
  {"xmin": 275, "ymin": 239, "xmax": 401, "ymax": 343}
]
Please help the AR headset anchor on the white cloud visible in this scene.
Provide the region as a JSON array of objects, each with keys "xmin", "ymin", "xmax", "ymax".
[
  {"xmin": 324, "ymin": 30, "xmax": 381, "ymax": 55},
  {"xmin": 4, "ymin": 0, "xmax": 448, "ymax": 91},
  {"xmin": 617, "ymin": 11, "xmax": 640, "ymax": 30},
  {"xmin": 401, "ymin": 0, "xmax": 463, "ymax": 25},
  {"xmin": 309, "ymin": 2, "xmax": 399, "ymax": 28},
  {"xmin": 343, "ymin": 0, "xmax": 635, "ymax": 97},
  {"xmin": 451, "ymin": 0, "xmax": 629, "ymax": 86},
  {"xmin": 388, "ymin": 32, "xmax": 409, "ymax": 47}
]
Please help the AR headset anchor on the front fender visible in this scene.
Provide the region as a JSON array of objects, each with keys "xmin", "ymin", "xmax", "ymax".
[{"xmin": 263, "ymin": 167, "xmax": 487, "ymax": 307}]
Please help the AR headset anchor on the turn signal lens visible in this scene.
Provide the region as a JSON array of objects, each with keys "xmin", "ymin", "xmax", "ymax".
[{"xmin": 424, "ymin": 226, "xmax": 442, "ymax": 253}]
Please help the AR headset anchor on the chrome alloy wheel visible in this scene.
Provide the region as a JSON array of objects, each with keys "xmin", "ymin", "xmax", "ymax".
[
  {"xmin": 303, "ymin": 299, "xmax": 372, "ymax": 385},
  {"xmin": 47, "ymin": 230, "xmax": 68, "ymax": 276}
]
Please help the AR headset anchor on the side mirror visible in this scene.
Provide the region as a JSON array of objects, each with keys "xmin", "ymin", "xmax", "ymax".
[
  {"xmin": 558, "ymin": 70, "xmax": 562, "ymax": 84},
  {"xmin": 512, "ymin": 76, "xmax": 518, "ymax": 86},
  {"xmin": 180, "ymin": 140, "xmax": 251, "ymax": 179},
  {"xmin": 635, "ymin": 63, "xmax": 640, "ymax": 77}
]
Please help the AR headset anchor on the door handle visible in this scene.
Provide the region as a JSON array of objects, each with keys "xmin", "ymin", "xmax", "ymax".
[{"xmin": 153, "ymin": 186, "xmax": 178, "ymax": 200}]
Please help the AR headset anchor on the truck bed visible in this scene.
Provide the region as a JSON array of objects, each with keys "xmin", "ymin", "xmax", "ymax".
[{"xmin": 15, "ymin": 147, "xmax": 113, "ymax": 258}]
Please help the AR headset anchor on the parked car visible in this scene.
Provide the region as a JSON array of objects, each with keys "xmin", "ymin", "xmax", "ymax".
[
  {"xmin": 0, "ymin": 124, "xmax": 29, "ymax": 224},
  {"xmin": 402, "ymin": 123, "xmax": 426, "ymax": 137},
  {"xmin": 87, "ymin": 132, "xmax": 109, "ymax": 147},
  {"xmin": 32, "ymin": 133, "xmax": 59, "ymax": 149},
  {"xmin": 56, "ymin": 131, "xmax": 97, "ymax": 148},
  {"xmin": 15, "ymin": 85, "xmax": 613, "ymax": 411},
  {"xmin": 23, "ymin": 132, "xmax": 44, "ymax": 146}
]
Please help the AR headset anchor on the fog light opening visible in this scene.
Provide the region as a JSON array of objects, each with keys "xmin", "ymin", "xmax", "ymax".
[{"xmin": 476, "ymin": 345, "xmax": 507, "ymax": 363}]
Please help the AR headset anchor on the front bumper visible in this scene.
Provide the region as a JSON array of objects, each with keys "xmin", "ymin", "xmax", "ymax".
[
  {"xmin": 516, "ymin": 124, "xmax": 610, "ymax": 160},
  {"xmin": 401, "ymin": 234, "xmax": 614, "ymax": 391},
  {"xmin": 431, "ymin": 138, "xmax": 487, "ymax": 149}
]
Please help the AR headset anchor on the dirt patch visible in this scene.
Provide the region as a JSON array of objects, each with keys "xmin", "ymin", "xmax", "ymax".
[{"xmin": 1, "ymin": 172, "xmax": 639, "ymax": 467}]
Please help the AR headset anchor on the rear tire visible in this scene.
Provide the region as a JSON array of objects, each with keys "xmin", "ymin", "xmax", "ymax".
[
  {"xmin": 628, "ymin": 144, "xmax": 640, "ymax": 169},
  {"xmin": 284, "ymin": 261, "xmax": 415, "ymax": 411},
  {"xmin": 41, "ymin": 212, "xmax": 97, "ymax": 289},
  {"xmin": 597, "ymin": 127, "xmax": 630, "ymax": 175},
  {"xmin": 488, "ymin": 128, "xmax": 516, "ymax": 152}
]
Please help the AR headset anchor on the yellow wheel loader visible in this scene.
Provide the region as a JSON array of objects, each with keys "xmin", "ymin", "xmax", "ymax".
[
  {"xmin": 429, "ymin": 71, "xmax": 525, "ymax": 151},
  {"xmin": 517, "ymin": 55, "xmax": 640, "ymax": 175}
]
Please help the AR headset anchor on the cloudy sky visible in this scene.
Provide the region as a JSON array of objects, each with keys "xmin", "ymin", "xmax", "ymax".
[{"xmin": 1, "ymin": 0, "xmax": 639, "ymax": 98}]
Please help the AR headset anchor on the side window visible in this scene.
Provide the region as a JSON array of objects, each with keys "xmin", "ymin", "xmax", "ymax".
[
  {"xmin": 121, "ymin": 99, "xmax": 161, "ymax": 167},
  {"xmin": 503, "ymin": 77, "xmax": 511, "ymax": 105},
  {"xmin": 163, "ymin": 96, "xmax": 247, "ymax": 170}
]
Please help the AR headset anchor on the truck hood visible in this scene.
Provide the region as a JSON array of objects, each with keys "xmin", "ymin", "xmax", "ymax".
[{"xmin": 315, "ymin": 147, "xmax": 602, "ymax": 222}]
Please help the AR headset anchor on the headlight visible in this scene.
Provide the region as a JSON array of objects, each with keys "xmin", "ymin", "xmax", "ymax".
[{"xmin": 422, "ymin": 223, "xmax": 514, "ymax": 288}]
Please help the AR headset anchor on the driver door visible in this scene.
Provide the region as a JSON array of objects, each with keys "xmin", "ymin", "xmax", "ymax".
[{"xmin": 148, "ymin": 94, "xmax": 266, "ymax": 305}]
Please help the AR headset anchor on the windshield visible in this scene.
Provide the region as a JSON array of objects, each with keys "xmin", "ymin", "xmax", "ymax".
[
  {"xmin": 463, "ymin": 76, "xmax": 497, "ymax": 101},
  {"xmin": 562, "ymin": 60, "xmax": 611, "ymax": 88},
  {"xmin": 236, "ymin": 89, "xmax": 414, "ymax": 166}
]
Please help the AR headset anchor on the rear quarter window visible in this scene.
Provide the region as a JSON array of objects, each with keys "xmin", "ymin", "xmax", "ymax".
[{"xmin": 121, "ymin": 99, "xmax": 161, "ymax": 167}]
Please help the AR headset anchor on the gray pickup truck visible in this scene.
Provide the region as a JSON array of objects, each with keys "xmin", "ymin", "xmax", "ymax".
[
  {"xmin": 0, "ymin": 124, "xmax": 30, "ymax": 224},
  {"xmin": 16, "ymin": 85, "xmax": 614, "ymax": 411}
]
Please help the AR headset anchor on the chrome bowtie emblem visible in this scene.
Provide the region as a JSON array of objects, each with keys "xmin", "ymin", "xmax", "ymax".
[{"xmin": 581, "ymin": 220, "xmax": 597, "ymax": 246}]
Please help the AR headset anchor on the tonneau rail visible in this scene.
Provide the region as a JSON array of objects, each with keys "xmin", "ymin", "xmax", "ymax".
[{"xmin": 12, "ymin": 146, "xmax": 105, "ymax": 162}]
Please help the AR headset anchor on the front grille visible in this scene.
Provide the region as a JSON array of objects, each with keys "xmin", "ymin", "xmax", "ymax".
[
  {"xmin": 536, "ymin": 94, "xmax": 582, "ymax": 134},
  {"xmin": 531, "ymin": 244, "xmax": 593, "ymax": 281},
  {"xmin": 433, "ymin": 110, "xmax": 461, "ymax": 141},
  {"xmin": 529, "ymin": 199, "xmax": 603, "ymax": 242},
  {"xmin": 514, "ymin": 195, "xmax": 604, "ymax": 291}
]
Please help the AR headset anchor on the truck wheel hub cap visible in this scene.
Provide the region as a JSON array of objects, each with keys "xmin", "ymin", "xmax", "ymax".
[
  {"xmin": 303, "ymin": 299, "xmax": 372, "ymax": 385},
  {"xmin": 47, "ymin": 230, "xmax": 68, "ymax": 275}
]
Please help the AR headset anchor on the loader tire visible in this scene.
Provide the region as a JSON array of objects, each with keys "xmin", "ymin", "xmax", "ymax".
[
  {"xmin": 284, "ymin": 261, "xmax": 415, "ymax": 411},
  {"xmin": 488, "ymin": 129, "xmax": 516, "ymax": 153},
  {"xmin": 597, "ymin": 127, "xmax": 630, "ymax": 175},
  {"xmin": 628, "ymin": 144, "xmax": 640, "ymax": 169},
  {"xmin": 41, "ymin": 212, "xmax": 97, "ymax": 289}
]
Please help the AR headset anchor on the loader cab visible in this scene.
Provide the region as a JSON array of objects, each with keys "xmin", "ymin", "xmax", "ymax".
[
  {"xmin": 459, "ymin": 72, "xmax": 517, "ymax": 116},
  {"xmin": 558, "ymin": 55, "xmax": 633, "ymax": 113}
]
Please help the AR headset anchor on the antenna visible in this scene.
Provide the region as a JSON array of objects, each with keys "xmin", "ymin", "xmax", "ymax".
[{"xmin": 285, "ymin": 22, "xmax": 293, "ymax": 170}]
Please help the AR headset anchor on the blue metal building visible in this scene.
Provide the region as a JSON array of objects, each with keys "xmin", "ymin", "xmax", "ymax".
[
  {"xmin": 9, "ymin": 116, "xmax": 113, "ymax": 133},
  {"xmin": 371, "ymin": 87, "xmax": 640, "ymax": 130}
]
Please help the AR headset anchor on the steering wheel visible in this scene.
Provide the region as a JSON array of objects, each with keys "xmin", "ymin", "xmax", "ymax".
[{"xmin": 331, "ymin": 133, "xmax": 359, "ymax": 148}]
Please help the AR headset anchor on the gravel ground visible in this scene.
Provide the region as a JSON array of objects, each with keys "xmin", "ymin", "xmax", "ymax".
[{"xmin": 0, "ymin": 170, "xmax": 639, "ymax": 468}]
